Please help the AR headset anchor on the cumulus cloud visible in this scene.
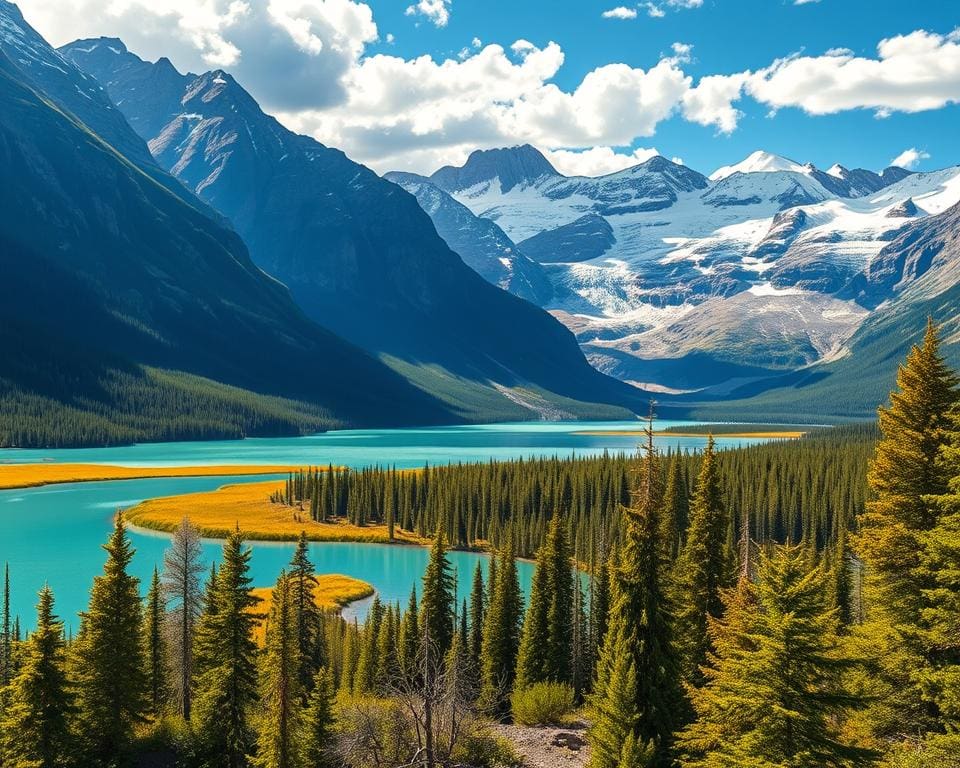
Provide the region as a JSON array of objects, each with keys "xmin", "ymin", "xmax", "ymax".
[
  {"xmin": 890, "ymin": 147, "xmax": 931, "ymax": 169},
  {"xmin": 544, "ymin": 146, "xmax": 661, "ymax": 176},
  {"xmin": 602, "ymin": 6, "xmax": 638, "ymax": 20},
  {"xmin": 17, "ymin": 0, "xmax": 378, "ymax": 111},
  {"xmin": 745, "ymin": 29, "xmax": 960, "ymax": 117},
  {"xmin": 794, "ymin": 0, "xmax": 821, "ymax": 4},
  {"xmin": 404, "ymin": 0, "xmax": 451, "ymax": 27}
]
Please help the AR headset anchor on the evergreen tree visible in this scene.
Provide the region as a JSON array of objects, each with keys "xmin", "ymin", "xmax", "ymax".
[
  {"xmin": 289, "ymin": 533, "xmax": 323, "ymax": 697},
  {"xmin": 299, "ymin": 668, "xmax": 336, "ymax": 768},
  {"xmin": 674, "ymin": 435, "xmax": 732, "ymax": 684},
  {"xmin": 162, "ymin": 516, "xmax": 204, "ymax": 722},
  {"xmin": 253, "ymin": 573, "xmax": 302, "ymax": 768},
  {"xmin": 678, "ymin": 545, "xmax": 876, "ymax": 767},
  {"xmin": 515, "ymin": 515, "xmax": 573, "ymax": 689},
  {"xmin": 479, "ymin": 542, "xmax": 523, "ymax": 719},
  {"xmin": 855, "ymin": 319, "xmax": 959, "ymax": 739},
  {"xmin": 590, "ymin": 555, "xmax": 612, "ymax": 672},
  {"xmin": 0, "ymin": 586, "xmax": 75, "ymax": 768},
  {"xmin": 468, "ymin": 563, "xmax": 485, "ymax": 672},
  {"xmin": 1, "ymin": 563, "xmax": 10, "ymax": 689},
  {"xmin": 354, "ymin": 596, "xmax": 383, "ymax": 694},
  {"xmin": 144, "ymin": 567, "xmax": 167, "ymax": 718},
  {"xmin": 194, "ymin": 528, "xmax": 260, "ymax": 768},
  {"xmin": 399, "ymin": 586, "xmax": 419, "ymax": 682},
  {"xmin": 73, "ymin": 513, "xmax": 147, "ymax": 763},
  {"xmin": 661, "ymin": 454, "xmax": 688, "ymax": 560},
  {"xmin": 588, "ymin": 424, "xmax": 682, "ymax": 766},
  {"xmin": 420, "ymin": 527, "xmax": 455, "ymax": 660}
]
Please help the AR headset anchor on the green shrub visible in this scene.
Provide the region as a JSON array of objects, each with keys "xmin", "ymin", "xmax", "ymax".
[
  {"xmin": 510, "ymin": 681, "xmax": 575, "ymax": 726},
  {"xmin": 452, "ymin": 728, "xmax": 521, "ymax": 768}
]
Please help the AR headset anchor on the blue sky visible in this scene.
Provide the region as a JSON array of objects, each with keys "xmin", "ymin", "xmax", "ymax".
[{"xmin": 17, "ymin": 0, "xmax": 960, "ymax": 176}]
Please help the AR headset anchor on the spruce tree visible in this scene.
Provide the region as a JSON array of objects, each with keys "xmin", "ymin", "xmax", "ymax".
[
  {"xmin": 468, "ymin": 562, "xmax": 485, "ymax": 672},
  {"xmin": 674, "ymin": 435, "xmax": 732, "ymax": 684},
  {"xmin": 515, "ymin": 515, "xmax": 573, "ymax": 689},
  {"xmin": 289, "ymin": 533, "xmax": 323, "ymax": 696},
  {"xmin": 678, "ymin": 545, "xmax": 876, "ymax": 767},
  {"xmin": 420, "ymin": 527, "xmax": 455, "ymax": 660},
  {"xmin": 144, "ymin": 566, "xmax": 167, "ymax": 718},
  {"xmin": 354, "ymin": 596, "xmax": 383, "ymax": 694},
  {"xmin": 399, "ymin": 586, "xmax": 419, "ymax": 682},
  {"xmin": 588, "ymin": 424, "xmax": 682, "ymax": 766},
  {"xmin": 479, "ymin": 542, "xmax": 523, "ymax": 719},
  {"xmin": 661, "ymin": 454, "xmax": 688, "ymax": 560},
  {"xmin": 299, "ymin": 668, "xmax": 336, "ymax": 768},
  {"xmin": 1, "ymin": 563, "xmax": 10, "ymax": 689},
  {"xmin": 589, "ymin": 555, "xmax": 611, "ymax": 672},
  {"xmin": 73, "ymin": 513, "xmax": 147, "ymax": 763},
  {"xmin": 194, "ymin": 528, "xmax": 260, "ymax": 768},
  {"xmin": 855, "ymin": 319, "xmax": 959, "ymax": 739},
  {"xmin": 253, "ymin": 573, "xmax": 302, "ymax": 768},
  {"xmin": 0, "ymin": 585, "xmax": 75, "ymax": 768},
  {"xmin": 162, "ymin": 516, "xmax": 204, "ymax": 721}
]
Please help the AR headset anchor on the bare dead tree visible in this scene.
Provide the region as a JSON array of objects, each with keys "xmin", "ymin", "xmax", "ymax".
[{"xmin": 161, "ymin": 516, "xmax": 204, "ymax": 721}]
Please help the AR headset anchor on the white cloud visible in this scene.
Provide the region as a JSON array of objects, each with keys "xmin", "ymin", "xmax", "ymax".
[
  {"xmin": 644, "ymin": 3, "xmax": 665, "ymax": 17},
  {"xmin": 544, "ymin": 146, "xmax": 661, "ymax": 176},
  {"xmin": 890, "ymin": 147, "xmax": 931, "ymax": 169},
  {"xmin": 745, "ymin": 29, "xmax": 960, "ymax": 117},
  {"xmin": 404, "ymin": 0, "xmax": 451, "ymax": 27},
  {"xmin": 794, "ymin": 0, "xmax": 821, "ymax": 4},
  {"xmin": 602, "ymin": 6, "xmax": 638, "ymax": 20}
]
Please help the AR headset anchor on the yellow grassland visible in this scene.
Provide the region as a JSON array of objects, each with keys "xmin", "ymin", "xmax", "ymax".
[
  {"xmin": 250, "ymin": 574, "xmax": 374, "ymax": 644},
  {"xmin": 0, "ymin": 463, "xmax": 302, "ymax": 490},
  {"xmin": 125, "ymin": 479, "xmax": 429, "ymax": 544}
]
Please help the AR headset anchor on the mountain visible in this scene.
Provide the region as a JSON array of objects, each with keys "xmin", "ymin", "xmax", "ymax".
[
  {"xmin": 384, "ymin": 172, "xmax": 553, "ymax": 304},
  {"xmin": 430, "ymin": 144, "xmax": 560, "ymax": 193},
  {"xmin": 0, "ymin": 6, "xmax": 463, "ymax": 446},
  {"xmin": 402, "ymin": 144, "xmax": 956, "ymax": 396},
  {"xmin": 62, "ymin": 37, "xmax": 638, "ymax": 421}
]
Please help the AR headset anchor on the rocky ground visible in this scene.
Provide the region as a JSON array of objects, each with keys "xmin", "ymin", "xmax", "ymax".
[{"xmin": 490, "ymin": 721, "xmax": 590, "ymax": 768}]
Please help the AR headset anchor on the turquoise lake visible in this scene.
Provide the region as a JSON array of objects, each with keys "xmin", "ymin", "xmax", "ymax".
[{"xmin": 0, "ymin": 421, "xmax": 774, "ymax": 630}]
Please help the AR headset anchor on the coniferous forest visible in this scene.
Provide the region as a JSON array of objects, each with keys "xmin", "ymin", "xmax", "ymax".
[{"xmin": 3, "ymin": 321, "xmax": 960, "ymax": 767}]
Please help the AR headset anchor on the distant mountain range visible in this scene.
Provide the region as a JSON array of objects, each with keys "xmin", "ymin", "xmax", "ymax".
[
  {"xmin": 389, "ymin": 144, "xmax": 960, "ymax": 416},
  {"xmin": 60, "ymin": 34, "xmax": 639, "ymax": 425}
]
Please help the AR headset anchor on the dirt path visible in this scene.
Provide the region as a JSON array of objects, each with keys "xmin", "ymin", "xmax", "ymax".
[{"xmin": 490, "ymin": 722, "xmax": 589, "ymax": 768}]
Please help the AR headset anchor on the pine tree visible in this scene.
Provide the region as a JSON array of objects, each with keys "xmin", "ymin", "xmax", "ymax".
[
  {"xmin": 589, "ymin": 555, "xmax": 612, "ymax": 672},
  {"xmin": 661, "ymin": 454, "xmax": 688, "ymax": 559},
  {"xmin": 289, "ymin": 533, "xmax": 323, "ymax": 697},
  {"xmin": 144, "ymin": 566, "xmax": 167, "ymax": 717},
  {"xmin": 194, "ymin": 528, "xmax": 260, "ymax": 768},
  {"xmin": 468, "ymin": 562, "xmax": 485, "ymax": 672},
  {"xmin": 515, "ymin": 515, "xmax": 573, "ymax": 689},
  {"xmin": 420, "ymin": 527, "xmax": 455, "ymax": 661},
  {"xmin": 253, "ymin": 573, "xmax": 302, "ymax": 768},
  {"xmin": 1, "ymin": 563, "xmax": 10, "ymax": 689},
  {"xmin": 162, "ymin": 516, "xmax": 204, "ymax": 721},
  {"xmin": 855, "ymin": 319, "xmax": 959, "ymax": 739},
  {"xmin": 73, "ymin": 513, "xmax": 147, "ymax": 763},
  {"xmin": 674, "ymin": 435, "xmax": 732, "ymax": 684},
  {"xmin": 0, "ymin": 585, "xmax": 75, "ymax": 768},
  {"xmin": 479, "ymin": 542, "xmax": 523, "ymax": 719},
  {"xmin": 299, "ymin": 668, "xmax": 336, "ymax": 768},
  {"xmin": 399, "ymin": 586, "xmax": 419, "ymax": 682},
  {"xmin": 354, "ymin": 596, "xmax": 383, "ymax": 694},
  {"xmin": 588, "ymin": 423, "xmax": 682, "ymax": 766},
  {"xmin": 677, "ymin": 545, "xmax": 876, "ymax": 767},
  {"xmin": 375, "ymin": 603, "xmax": 400, "ymax": 693}
]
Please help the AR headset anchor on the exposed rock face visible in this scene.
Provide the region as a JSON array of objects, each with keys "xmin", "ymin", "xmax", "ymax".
[
  {"xmin": 62, "ymin": 37, "xmax": 639, "ymax": 416},
  {"xmin": 519, "ymin": 214, "xmax": 616, "ymax": 264}
]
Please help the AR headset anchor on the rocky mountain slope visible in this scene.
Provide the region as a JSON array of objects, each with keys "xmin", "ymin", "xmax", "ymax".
[
  {"xmin": 63, "ymin": 37, "xmax": 639, "ymax": 422},
  {"xmin": 403, "ymin": 145, "xmax": 960, "ymax": 399},
  {"xmin": 0, "ymin": 4, "xmax": 463, "ymax": 445}
]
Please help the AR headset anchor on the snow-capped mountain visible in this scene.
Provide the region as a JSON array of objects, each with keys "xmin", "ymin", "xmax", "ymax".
[{"xmin": 398, "ymin": 145, "xmax": 959, "ymax": 393}]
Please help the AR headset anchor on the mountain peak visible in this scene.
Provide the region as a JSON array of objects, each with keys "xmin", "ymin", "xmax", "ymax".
[
  {"xmin": 709, "ymin": 150, "xmax": 808, "ymax": 181},
  {"xmin": 430, "ymin": 144, "xmax": 559, "ymax": 193}
]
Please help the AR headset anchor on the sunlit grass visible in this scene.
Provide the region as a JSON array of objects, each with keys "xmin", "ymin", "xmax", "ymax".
[
  {"xmin": 125, "ymin": 479, "xmax": 429, "ymax": 544},
  {"xmin": 250, "ymin": 574, "xmax": 374, "ymax": 644},
  {"xmin": 573, "ymin": 430, "xmax": 806, "ymax": 439},
  {"xmin": 0, "ymin": 463, "xmax": 302, "ymax": 490}
]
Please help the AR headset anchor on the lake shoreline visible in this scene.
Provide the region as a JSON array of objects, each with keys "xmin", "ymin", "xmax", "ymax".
[{"xmin": 0, "ymin": 463, "xmax": 305, "ymax": 490}]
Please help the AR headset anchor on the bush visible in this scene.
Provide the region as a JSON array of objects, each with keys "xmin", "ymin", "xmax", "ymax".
[
  {"xmin": 510, "ymin": 681, "xmax": 575, "ymax": 726},
  {"xmin": 452, "ymin": 728, "xmax": 522, "ymax": 768}
]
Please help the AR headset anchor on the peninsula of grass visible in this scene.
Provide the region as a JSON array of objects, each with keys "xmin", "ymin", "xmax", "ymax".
[
  {"xmin": 125, "ymin": 479, "xmax": 430, "ymax": 544},
  {"xmin": 0, "ymin": 463, "xmax": 302, "ymax": 491},
  {"xmin": 250, "ymin": 574, "xmax": 374, "ymax": 644}
]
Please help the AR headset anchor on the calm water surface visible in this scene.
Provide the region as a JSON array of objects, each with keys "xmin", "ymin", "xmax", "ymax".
[{"xmin": 0, "ymin": 421, "xmax": 771, "ymax": 630}]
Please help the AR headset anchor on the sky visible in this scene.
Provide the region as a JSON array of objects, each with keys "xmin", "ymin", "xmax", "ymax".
[{"xmin": 13, "ymin": 0, "xmax": 960, "ymax": 177}]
